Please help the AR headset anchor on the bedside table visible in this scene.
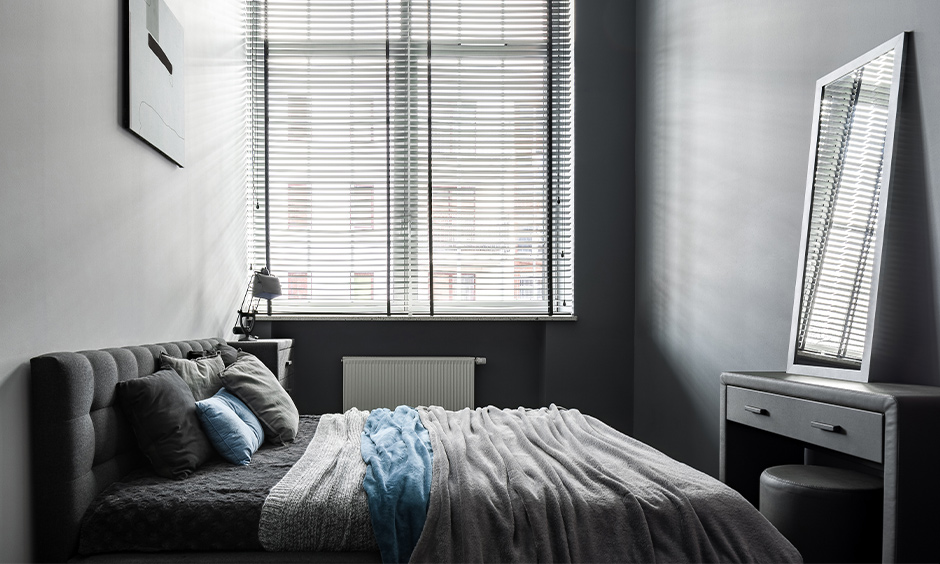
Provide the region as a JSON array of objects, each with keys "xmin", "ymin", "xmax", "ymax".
[
  {"xmin": 229, "ymin": 338, "xmax": 294, "ymax": 392},
  {"xmin": 720, "ymin": 371, "xmax": 940, "ymax": 563}
]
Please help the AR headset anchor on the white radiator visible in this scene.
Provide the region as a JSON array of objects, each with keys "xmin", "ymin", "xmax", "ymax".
[{"xmin": 342, "ymin": 356, "xmax": 481, "ymax": 411}]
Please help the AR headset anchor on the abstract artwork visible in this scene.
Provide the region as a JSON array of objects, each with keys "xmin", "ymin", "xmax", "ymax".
[{"xmin": 127, "ymin": 0, "xmax": 184, "ymax": 167}]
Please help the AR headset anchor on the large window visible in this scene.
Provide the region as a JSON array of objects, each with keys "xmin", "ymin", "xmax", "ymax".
[{"xmin": 246, "ymin": 0, "xmax": 573, "ymax": 316}]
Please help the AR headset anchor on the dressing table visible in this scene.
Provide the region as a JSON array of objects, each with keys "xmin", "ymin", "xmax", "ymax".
[{"xmin": 720, "ymin": 371, "xmax": 940, "ymax": 563}]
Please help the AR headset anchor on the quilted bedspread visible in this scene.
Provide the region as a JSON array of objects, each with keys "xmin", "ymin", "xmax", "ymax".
[{"xmin": 78, "ymin": 415, "xmax": 321, "ymax": 554}]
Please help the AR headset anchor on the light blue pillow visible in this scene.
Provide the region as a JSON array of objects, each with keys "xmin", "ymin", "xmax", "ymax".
[{"xmin": 195, "ymin": 388, "xmax": 264, "ymax": 465}]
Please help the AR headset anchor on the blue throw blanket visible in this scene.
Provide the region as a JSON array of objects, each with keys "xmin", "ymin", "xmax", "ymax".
[{"xmin": 361, "ymin": 406, "xmax": 433, "ymax": 564}]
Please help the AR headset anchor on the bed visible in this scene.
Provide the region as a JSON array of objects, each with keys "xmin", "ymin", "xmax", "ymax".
[{"xmin": 31, "ymin": 338, "xmax": 802, "ymax": 563}]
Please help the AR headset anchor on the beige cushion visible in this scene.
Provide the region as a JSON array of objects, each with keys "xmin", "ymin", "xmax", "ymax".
[
  {"xmin": 220, "ymin": 352, "xmax": 299, "ymax": 444},
  {"xmin": 161, "ymin": 353, "xmax": 225, "ymax": 401}
]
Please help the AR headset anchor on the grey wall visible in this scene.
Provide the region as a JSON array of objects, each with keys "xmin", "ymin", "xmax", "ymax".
[
  {"xmin": 542, "ymin": 0, "xmax": 635, "ymax": 433},
  {"xmin": 0, "ymin": 1, "xmax": 247, "ymax": 561},
  {"xmin": 635, "ymin": 0, "xmax": 940, "ymax": 475},
  {"xmin": 267, "ymin": 0, "xmax": 636, "ymax": 434},
  {"xmin": 265, "ymin": 320, "xmax": 547, "ymax": 415}
]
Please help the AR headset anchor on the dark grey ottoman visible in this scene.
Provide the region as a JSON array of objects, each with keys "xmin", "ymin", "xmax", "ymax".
[{"xmin": 759, "ymin": 464, "xmax": 883, "ymax": 563}]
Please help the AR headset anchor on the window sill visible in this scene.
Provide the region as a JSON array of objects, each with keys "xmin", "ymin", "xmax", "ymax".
[{"xmin": 259, "ymin": 314, "xmax": 577, "ymax": 322}]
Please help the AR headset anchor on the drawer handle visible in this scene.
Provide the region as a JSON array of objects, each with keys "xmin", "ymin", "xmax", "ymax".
[
  {"xmin": 811, "ymin": 420, "xmax": 842, "ymax": 433},
  {"xmin": 744, "ymin": 405, "xmax": 768, "ymax": 416}
]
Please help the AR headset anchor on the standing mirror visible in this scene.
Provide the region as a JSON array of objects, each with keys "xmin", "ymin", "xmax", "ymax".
[{"xmin": 788, "ymin": 32, "xmax": 907, "ymax": 382}]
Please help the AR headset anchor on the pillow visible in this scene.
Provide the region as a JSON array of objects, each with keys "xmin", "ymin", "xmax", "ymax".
[
  {"xmin": 220, "ymin": 352, "xmax": 299, "ymax": 444},
  {"xmin": 161, "ymin": 353, "xmax": 224, "ymax": 401},
  {"xmin": 116, "ymin": 368, "xmax": 214, "ymax": 479},
  {"xmin": 187, "ymin": 349, "xmax": 221, "ymax": 360},
  {"xmin": 214, "ymin": 342, "xmax": 240, "ymax": 366},
  {"xmin": 195, "ymin": 388, "xmax": 264, "ymax": 465}
]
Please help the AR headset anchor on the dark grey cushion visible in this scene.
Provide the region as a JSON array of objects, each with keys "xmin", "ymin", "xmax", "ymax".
[
  {"xmin": 220, "ymin": 352, "xmax": 299, "ymax": 444},
  {"xmin": 161, "ymin": 353, "xmax": 225, "ymax": 401},
  {"xmin": 117, "ymin": 368, "xmax": 214, "ymax": 479},
  {"xmin": 215, "ymin": 342, "xmax": 240, "ymax": 366},
  {"xmin": 188, "ymin": 349, "xmax": 222, "ymax": 360}
]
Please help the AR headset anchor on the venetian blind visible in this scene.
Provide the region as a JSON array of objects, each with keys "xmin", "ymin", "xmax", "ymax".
[
  {"xmin": 795, "ymin": 50, "xmax": 895, "ymax": 366},
  {"xmin": 246, "ymin": 0, "xmax": 573, "ymax": 316}
]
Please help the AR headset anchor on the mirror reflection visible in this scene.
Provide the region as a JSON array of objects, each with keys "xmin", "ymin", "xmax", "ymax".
[{"xmin": 790, "ymin": 33, "xmax": 905, "ymax": 380}]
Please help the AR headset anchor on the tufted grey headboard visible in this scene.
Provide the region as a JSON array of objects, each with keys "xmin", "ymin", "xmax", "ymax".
[{"xmin": 29, "ymin": 338, "xmax": 231, "ymax": 563}]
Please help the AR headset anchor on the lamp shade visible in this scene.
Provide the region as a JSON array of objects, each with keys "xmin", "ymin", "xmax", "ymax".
[{"xmin": 252, "ymin": 271, "xmax": 282, "ymax": 300}]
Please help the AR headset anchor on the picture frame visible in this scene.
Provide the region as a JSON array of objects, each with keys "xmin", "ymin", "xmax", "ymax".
[{"xmin": 125, "ymin": 0, "xmax": 185, "ymax": 167}]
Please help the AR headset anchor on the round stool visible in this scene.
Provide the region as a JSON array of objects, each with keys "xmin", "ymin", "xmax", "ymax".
[{"xmin": 759, "ymin": 465, "xmax": 883, "ymax": 563}]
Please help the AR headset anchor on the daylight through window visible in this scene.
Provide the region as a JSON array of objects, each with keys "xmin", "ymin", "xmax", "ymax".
[{"xmin": 246, "ymin": 0, "xmax": 573, "ymax": 316}]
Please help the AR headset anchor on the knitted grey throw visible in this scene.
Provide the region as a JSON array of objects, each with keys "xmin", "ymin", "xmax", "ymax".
[
  {"xmin": 411, "ymin": 405, "xmax": 802, "ymax": 563},
  {"xmin": 258, "ymin": 409, "xmax": 378, "ymax": 552}
]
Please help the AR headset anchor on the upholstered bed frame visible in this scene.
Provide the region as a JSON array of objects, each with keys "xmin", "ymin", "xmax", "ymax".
[{"xmin": 30, "ymin": 338, "xmax": 376, "ymax": 564}]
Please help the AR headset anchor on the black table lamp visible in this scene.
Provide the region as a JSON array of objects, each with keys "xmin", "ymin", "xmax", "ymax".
[{"xmin": 233, "ymin": 267, "xmax": 282, "ymax": 340}]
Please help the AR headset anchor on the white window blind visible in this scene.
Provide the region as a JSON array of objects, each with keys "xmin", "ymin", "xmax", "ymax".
[
  {"xmin": 795, "ymin": 50, "xmax": 895, "ymax": 366},
  {"xmin": 246, "ymin": 0, "xmax": 573, "ymax": 316}
]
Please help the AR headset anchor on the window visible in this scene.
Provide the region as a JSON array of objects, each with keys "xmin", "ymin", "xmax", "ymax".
[
  {"xmin": 246, "ymin": 0, "xmax": 573, "ymax": 316},
  {"xmin": 438, "ymin": 272, "xmax": 476, "ymax": 301},
  {"xmin": 287, "ymin": 183, "xmax": 312, "ymax": 230},
  {"xmin": 350, "ymin": 184, "xmax": 376, "ymax": 231},
  {"xmin": 285, "ymin": 272, "xmax": 311, "ymax": 299},
  {"xmin": 351, "ymin": 272, "xmax": 375, "ymax": 301}
]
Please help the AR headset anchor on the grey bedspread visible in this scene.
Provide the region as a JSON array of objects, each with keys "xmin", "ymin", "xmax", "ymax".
[
  {"xmin": 411, "ymin": 405, "xmax": 802, "ymax": 563},
  {"xmin": 78, "ymin": 415, "xmax": 321, "ymax": 555}
]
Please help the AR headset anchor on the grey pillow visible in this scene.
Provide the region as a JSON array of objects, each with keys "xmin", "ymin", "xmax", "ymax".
[
  {"xmin": 220, "ymin": 352, "xmax": 299, "ymax": 444},
  {"xmin": 214, "ymin": 342, "xmax": 240, "ymax": 366},
  {"xmin": 116, "ymin": 369, "xmax": 214, "ymax": 479},
  {"xmin": 161, "ymin": 353, "xmax": 224, "ymax": 401}
]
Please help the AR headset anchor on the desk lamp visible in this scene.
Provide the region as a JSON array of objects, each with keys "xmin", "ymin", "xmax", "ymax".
[{"xmin": 233, "ymin": 268, "xmax": 281, "ymax": 340}]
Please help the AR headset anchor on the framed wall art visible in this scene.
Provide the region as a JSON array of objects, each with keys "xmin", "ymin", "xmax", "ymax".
[{"xmin": 126, "ymin": 0, "xmax": 184, "ymax": 167}]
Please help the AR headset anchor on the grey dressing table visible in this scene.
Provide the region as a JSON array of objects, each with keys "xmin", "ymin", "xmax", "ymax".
[{"xmin": 720, "ymin": 371, "xmax": 940, "ymax": 563}]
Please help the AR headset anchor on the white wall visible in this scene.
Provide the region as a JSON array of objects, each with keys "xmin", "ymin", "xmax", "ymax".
[{"xmin": 0, "ymin": 1, "xmax": 247, "ymax": 560}]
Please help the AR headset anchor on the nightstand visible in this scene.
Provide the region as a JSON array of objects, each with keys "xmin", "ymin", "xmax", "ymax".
[
  {"xmin": 720, "ymin": 371, "xmax": 940, "ymax": 563},
  {"xmin": 229, "ymin": 338, "xmax": 294, "ymax": 392}
]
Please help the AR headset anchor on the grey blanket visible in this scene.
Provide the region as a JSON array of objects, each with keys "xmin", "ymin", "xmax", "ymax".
[
  {"xmin": 412, "ymin": 405, "xmax": 802, "ymax": 563},
  {"xmin": 258, "ymin": 409, "xmax": 378, "ymax": 552}
]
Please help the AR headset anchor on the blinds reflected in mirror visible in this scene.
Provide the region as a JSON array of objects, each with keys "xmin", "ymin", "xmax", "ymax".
[{"xmin": 795, "ymin": 50, "xmax": 895, "ymax": 367}]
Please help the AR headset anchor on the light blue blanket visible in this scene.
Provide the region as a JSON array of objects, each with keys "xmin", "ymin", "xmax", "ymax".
[{"xmin": 360, "ymin": 406, "xmax": 433, "ymax": 564}]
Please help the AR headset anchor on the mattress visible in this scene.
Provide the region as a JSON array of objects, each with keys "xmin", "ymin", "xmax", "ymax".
[{"xmin": 78, "ymin": 415, "xmax": 320, "ymax": 555}]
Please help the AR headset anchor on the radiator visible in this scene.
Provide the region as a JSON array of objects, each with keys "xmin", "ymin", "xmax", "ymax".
[{"xmin": 342, "ymin": 356, "xmax": 481, "ymax": 411}]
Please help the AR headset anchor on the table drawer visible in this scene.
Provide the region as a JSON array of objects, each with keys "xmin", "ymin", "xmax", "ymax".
[{"xmin": 726, "ymin": 386, "xmax": 884, "ymax": 463}]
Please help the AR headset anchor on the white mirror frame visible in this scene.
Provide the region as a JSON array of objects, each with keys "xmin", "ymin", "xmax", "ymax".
[{"xmin": 787, "ymin": 32, "xmax": 908, "ymax": 382}]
